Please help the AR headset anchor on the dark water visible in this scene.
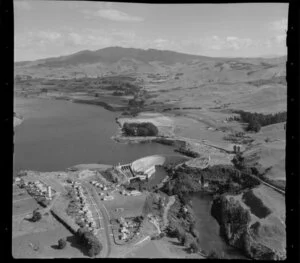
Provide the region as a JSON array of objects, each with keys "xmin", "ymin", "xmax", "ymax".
[
  {"xmin": 13, "ymin": 97, "xmax": 177, "ymax": 175},
  {"xmin": 191, "ymin": 192, "xmax": 247, "ymax": 259}
]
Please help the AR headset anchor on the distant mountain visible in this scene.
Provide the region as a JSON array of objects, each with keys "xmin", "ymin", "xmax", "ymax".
[
  {"xmin": 15, "ymin": 47, "xmax": 219, "ymax": 67},
  {"xmin": 14, "ymin": 47, "xmax": 287, "ymax": 81}
]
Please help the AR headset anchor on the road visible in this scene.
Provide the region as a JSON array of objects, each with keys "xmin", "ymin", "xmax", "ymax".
[
  {"xmin": 252, "ymin": 175, "xmax": 285, "ymax": 195},
  {"xmin": 186, "ymin": 139, "xmax": 286, "ymax": 195},
  {"xmin": 82, "ymin": 182, "xmax": 112, "ymax": 258}
]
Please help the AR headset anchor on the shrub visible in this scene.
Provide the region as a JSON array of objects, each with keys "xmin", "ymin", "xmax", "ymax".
[{"xmin": 58, "ymin": 238, "xmax": 67, "ymax": 249}]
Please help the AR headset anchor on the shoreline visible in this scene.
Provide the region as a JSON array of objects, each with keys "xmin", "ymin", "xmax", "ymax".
[{"xmin": 14, "ymin": 92, "xmax": 126, "ymax": 113}]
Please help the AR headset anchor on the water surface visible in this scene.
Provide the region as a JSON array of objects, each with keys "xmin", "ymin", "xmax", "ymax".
[
  {"xmin": 191, "ymin": 192, "xmax": 246, "ymax": 259},
  {"xmin": 13, "ymin": 97, "xmax": 176, "ymax": 175}
]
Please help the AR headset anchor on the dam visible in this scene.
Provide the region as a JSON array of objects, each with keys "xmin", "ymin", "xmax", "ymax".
[{"xmin": 114, "ymin": 155, "xmax": 166, "ymax": 182}]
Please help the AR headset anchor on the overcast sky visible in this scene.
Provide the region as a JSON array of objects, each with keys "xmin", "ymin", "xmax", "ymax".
[{"xmin": 14, "ymin": 1, "xmax": 288, "ymax": 61}]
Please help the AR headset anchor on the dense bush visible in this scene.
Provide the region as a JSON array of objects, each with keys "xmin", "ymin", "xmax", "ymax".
[
  {"xmin": 76, "ymin": 227, "xmax": 102, "ymax": 257},
  {"xmin": 162, "ymin": 163, "xmax": 261, "ymax": 197},
  {"xmin": 122, "ymin": 122, "xmax": 159, "ymax": 137}
]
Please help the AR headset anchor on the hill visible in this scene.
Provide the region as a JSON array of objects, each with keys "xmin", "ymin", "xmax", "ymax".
[{"xmin": 14, "ymin": 47, "xmax": 286, "ymax": 80}]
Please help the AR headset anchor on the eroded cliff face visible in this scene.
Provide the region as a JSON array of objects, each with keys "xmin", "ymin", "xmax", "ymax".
[{"xmin": 211, "ymin": 195, "xmax": 286, "ymax": 260}]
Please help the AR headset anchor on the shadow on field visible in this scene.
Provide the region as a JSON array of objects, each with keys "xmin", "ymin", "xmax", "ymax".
[{"xmin": 66, "ymin": 235, "xmax": 89, "ymax": 256}]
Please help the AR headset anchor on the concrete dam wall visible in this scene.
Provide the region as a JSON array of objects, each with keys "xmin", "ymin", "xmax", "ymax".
[{"xmin": 131, "ymin": 155, "xmax": 166, "ymax": 173}]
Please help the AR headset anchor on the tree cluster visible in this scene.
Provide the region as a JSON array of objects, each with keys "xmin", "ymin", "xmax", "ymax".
[
  {"xmin": 76, "ymin": 227, "xmax": 102, "ymax": 257},
  {"xmin": 122, "ymin": 122, "xmax": 159, "ymax": 137},
  {"xmin": 234, "ymin": 110, "xmax": 287, "ymax": 132}
]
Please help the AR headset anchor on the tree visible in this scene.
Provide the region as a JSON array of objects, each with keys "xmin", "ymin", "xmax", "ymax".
[
  {"xmin": 232, "ymin": 153, "xmax": 245, "ymax": 170},
  {"xmin": 58, "ymin": 238, "xmax": 67, "ymax": 249},
  {"xmin": 31, "ymin": 209, "xmax": 42, "ymax": 222}
]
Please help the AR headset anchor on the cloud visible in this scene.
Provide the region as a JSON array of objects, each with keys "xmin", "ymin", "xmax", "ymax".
[
  {"xmin": 84, "ymin": 8, "xmax": 144, "ymax": 22},
  {"xmin": 194, "ymin": 36, "xmax": 254, "ymax": 51},
  {"xmin": 270, "ymin": 18, "xmax": 287, "ymax": 32},
  {"xmin": 14, "ymin": 1, "xmax": 32, "ymax": 10}
]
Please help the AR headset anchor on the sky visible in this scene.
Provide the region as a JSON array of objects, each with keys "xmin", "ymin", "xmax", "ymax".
[{"xmin": 14, "ymin": 1, "xmax": 288, "ymax": 61}]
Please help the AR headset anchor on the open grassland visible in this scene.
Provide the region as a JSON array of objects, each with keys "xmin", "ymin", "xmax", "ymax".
[
  {"xmin": 104, "ymin": 192, "xmax": 147, "ymax": 219},
  {"xmin": 12, "ymin": 216, "xmax": 88, "ymax": 258}
]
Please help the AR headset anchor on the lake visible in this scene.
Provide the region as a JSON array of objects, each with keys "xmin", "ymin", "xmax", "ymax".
[{"xmin": 13, "ymin": 97, "xmax": 176, "ymax": 175}]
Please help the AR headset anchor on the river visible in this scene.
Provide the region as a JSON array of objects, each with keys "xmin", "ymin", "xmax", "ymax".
[
  {"xmin": 13, "ymin": 97, "xmax": 176, "ymax": 175},
  {"xmin": 191, "ymin": 192, "xmax": 247, "ymax": 259}
]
